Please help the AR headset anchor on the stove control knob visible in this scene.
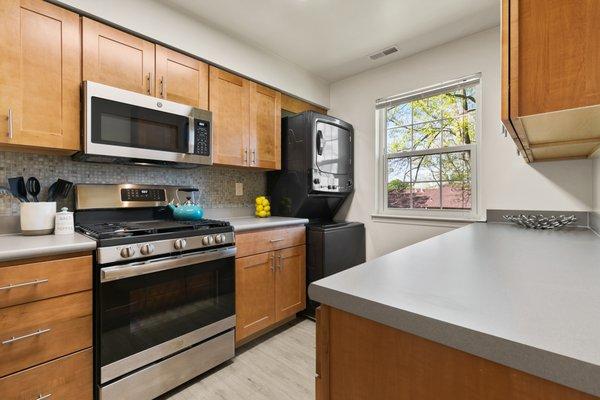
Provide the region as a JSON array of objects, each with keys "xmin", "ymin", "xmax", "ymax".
[
  {"xmin": 215, "ymin": 234, "xmax": 225, "ymax": 244},
  {"xmin": 140, "ymin": 243, "xmax": 155, "ymax": 256},
  {"xmin": 202, "ymin": 235, "xmax": 214, "ymax": 245},
  {"xmin": 174, "ymin": 239, "xmax": 187, "ymax": 251},
  {"xmin": 120, "ymin": 246, "xmax": 136, "ymax": 258}
]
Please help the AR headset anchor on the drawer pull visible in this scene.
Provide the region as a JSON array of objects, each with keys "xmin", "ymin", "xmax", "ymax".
[
  {"xmin": 36, "ymin": 394, "xmax": 52, "ymax": 400},
  {"xmin": 0, "ymin": 278, "xmax": 49, "ymax": 291},
  {"xmin": 269, "ymin": 238, "xmax": 284, "ymax": 243},
  {"xmin": 2, "ymin": 328, "xmax": 51, "ymax": 345}
]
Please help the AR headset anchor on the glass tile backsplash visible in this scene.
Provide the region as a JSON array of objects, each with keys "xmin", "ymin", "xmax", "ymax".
[{"xmin": 0, "ymin": 151, "xmax": 266, "ymax": 215}]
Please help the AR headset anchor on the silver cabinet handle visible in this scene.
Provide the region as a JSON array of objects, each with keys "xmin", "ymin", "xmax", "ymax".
[
  {"xmin": 278, "ymin": 254, "xmax": 283, "ymax": 271},
  {"xmin": 269, "ymin": 253, "xmax": 275, "ymax": 272},
  {"xmin": 2, "ymin": 328, "xmax": 51, "ymax": 345},
  {"xmin": 146, "ymin": 73, "xmax": 151, "ymax": 95},
  {"xmin": 252, "ymin": 149, "xmax": 256, "ymax": 164},
  {"xmin": 0, "ymin": 278, "xmax": 48, "ymax": 291},
  {"xmin": 243, "ymin": 148, "xmax": 248, "ymax": 164},
  {"xmin": 269, "ymin": 238, "xmax": 284, "ymax": 243},
  {"xmin": 7, "ymin": 108, "xmax": 13, "ymax": 139},
  {"xmin": 37, "ymin": 394, "xmax": 52, "ymax": 400},
  {"xmin": 160, "ymin": 76, "xmax": 165, "ymax": 98}
]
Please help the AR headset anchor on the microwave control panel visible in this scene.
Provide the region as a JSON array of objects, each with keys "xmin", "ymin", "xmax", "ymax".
[{"xmin": 194, "ymin": 120, "xmax": 210, "ymax": 156}]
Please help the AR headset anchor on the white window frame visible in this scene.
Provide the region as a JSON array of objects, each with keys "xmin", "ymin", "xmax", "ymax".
[{"xmin": 374, "ymin": 74, "xmax": 483, "ymax": 222}]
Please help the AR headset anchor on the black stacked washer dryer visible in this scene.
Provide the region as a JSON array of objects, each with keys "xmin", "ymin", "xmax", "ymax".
[{"xmin": 267, "ymin": 111, "xmax": 366, "ymax": 318}]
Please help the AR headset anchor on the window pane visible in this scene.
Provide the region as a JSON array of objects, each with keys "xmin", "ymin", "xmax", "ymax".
[
  {"xmin": 441, "ymin": 181, "xmax": 471, "ymax": 209},
  {"xmin": 411, "ymin": 155, "xmax": 440, "ymax": 182},
  {"xmin": 441, "ymin": 151, "xmax": 470, "ymax": 181},
  {"xmin": 387, "ymin": 126, "xmax": 411, "ymax": 153},
  {"xmin": 412, "ymin": 182, "xmax": 441, "ymax": 209},
  {"xmin": 388, "ymin": 157, "xmax": 411, "ymax": 182},
  {"xmin": 413, "ymin": 122, "xmax": 441, "ymax": 150},
  {"xmin": 387, "ymin": 184, "xmax": 411, "ymax": 208},
  {"xmin": 387, "ymin": 103, "xmax": 411, "ymax": 127}
]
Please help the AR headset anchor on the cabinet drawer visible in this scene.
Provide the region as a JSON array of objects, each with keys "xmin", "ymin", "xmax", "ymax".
[
  {"xmin": 0, "ymin": 348, "xmax": 92, "ymax": 400},
  {"xmin": 0, "ymin": 255, "xmax": 92, "ymax": 308},
  {"xmin": 0, "ymin": 291, "xmax": 92, "ymax": 377},
  {"xmin": 235, "ymin": 225, "xmax": 306, "ymax": 258}
]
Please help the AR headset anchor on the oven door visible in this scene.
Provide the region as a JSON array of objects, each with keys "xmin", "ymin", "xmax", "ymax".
[
  {"xmin": 83, "ymin": 81, "xmax": 212, "ymax": 166},
  {"xmin": 98, "ymin": 246, "xmax": 235, "ymax": 384}
]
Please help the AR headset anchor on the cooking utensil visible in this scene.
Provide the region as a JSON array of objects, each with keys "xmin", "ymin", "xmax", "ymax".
[
  {"xmin": 26, "ymin": 177, "xmax": 41, "ymax": 202},
  {"xmin": 47, "ymin": 179, "xmax": 73, "ymax": 201},
  {"xmin": 8, "ymin": 177, "xmax": 28, "ymax": 202},
  {"xmin": 47, "ymin": 182, "xmax": 58, "ymax": 202},
  {"xmin": 55, "ymin": 179, "xmax": 73, "ymax": 199}
]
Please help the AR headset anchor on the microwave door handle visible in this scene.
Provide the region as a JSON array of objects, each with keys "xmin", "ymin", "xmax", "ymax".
[
  {"xmin": 188, "ymin": 116, "xmax": 195, "ymax": 154},
  {"xmin": 100, "ymin": 246, "xmax": 236, "ymax": 282},
  {"xmin": 316, "ymin": 130, "xmax": 324, "ymax": 156}
]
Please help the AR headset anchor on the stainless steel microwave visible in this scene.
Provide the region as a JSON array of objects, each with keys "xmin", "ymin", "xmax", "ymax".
[{"xmin": 74, "ymin": 81, "xmax": 212, "ymax": 168}]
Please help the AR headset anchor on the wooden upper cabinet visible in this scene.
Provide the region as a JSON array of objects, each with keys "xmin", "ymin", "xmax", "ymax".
[
  {"xmin": 0, "ymin": 0, "xmax": 80, "ymax": 152},
  {"xmin": 281, "ymin": 94, "xmax": 327, "ymax": 115},
  {"xmin": 250, "ymin": 82, "xmax": 281, "ymax": 169},
  {"xmin": 155, "ymin": 45, "xmax": 208, "ymax": 108},
  {"xmin": 235, "ymin": 252, "xmax": 276, "ymax": 343},
  {"xmin": 209, "ymin": 66, "xmax": 251, "ymax": 167},
  {"xmin": 502, "ymin": 0, "xmax": 600, "ymax": 161},
  {"xmin": 275, "ymin": 245, "xmax": 306, "ymax": 321},
  {"xmin": 82, "ymin": 17, "xmax": 155, "ymax": 95}
]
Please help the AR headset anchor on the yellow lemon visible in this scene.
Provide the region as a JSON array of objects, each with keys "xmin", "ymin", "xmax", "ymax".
[
  {"xmin": 256, "ymin": 204, "xmax": 264, "ymax": 212},
  {"xmin": 258, "ymin": 210, "xmax": 267, "ymax": 218},
  {"xmin": 264, "ymin": 205, "xmax": 270, "ymax": 212},
  {"xmin": 255, "ymin": 197, "xmax": 262, "ymax": 205},
  {"xmin": 262, "ymin": 199, "xmax": 269, "ymax": 206},
  {"xmin": 266, "ymin": 211, "xmax": 271, "ymax": 217}
]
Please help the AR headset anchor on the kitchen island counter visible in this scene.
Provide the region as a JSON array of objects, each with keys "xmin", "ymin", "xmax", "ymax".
[{"xmin": 309, "ymin": 222, "xmax": 600, "ymax": 397}]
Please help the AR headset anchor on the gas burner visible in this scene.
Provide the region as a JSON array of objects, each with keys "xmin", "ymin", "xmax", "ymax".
[{"xmin": 77, "ymin": 219, "xmax": 230, "ymax": 240}]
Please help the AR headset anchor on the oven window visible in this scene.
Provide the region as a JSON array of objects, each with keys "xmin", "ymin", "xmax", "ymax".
[
  {"xmin": 99, "ymin": 255, "xmax": 235, "ymax": 367},
  {"xmin": 91, "ymin": 97, "xmax": 188, "ymax": 153}
]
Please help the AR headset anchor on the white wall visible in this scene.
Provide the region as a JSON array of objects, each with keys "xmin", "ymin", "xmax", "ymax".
[
  {"xmin": 55, "ymin": 0, "xmax": 330, "ymax": 108},
  {"xmin": 330, "ymin": 27, "xmax": 594, "ymax": 259},
  {"xmin": 592, "ymin": 150, "xmax": 600, "ymax": 231}
]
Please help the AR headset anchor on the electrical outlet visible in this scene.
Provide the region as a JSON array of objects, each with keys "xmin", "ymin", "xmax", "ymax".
[{"xmin": 235, "ymin": 182, "xmax": 243, "ymax": 196}]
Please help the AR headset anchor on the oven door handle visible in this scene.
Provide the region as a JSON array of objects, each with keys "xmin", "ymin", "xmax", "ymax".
[{"xmin": 100, "ymin": 246, "xmax": 236, "ymax": 283}]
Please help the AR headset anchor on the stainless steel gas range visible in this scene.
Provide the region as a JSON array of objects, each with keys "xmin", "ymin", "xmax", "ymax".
[{"xmin": 75, "ymin": 184, "xmax": 235, "ymax": 400}]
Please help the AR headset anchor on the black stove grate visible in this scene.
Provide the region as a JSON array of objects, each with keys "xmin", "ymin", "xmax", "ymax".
[{"xmin": 77, "ymin": 218, "xmax": 230, "ymax": 240}]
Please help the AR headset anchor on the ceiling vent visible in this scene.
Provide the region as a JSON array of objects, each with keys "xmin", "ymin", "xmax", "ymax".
[{"xmin": 369, "ymin": 46, "xmax": 399, "ymax": 61}]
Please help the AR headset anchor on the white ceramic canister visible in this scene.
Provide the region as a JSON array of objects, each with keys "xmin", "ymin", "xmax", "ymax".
[
  {"xmin": 20, "ymin": 202, "xmax": 56, "ymax": 235},
  {"xmin": 54, "ymin": 207, "xmax": 74, "ymax": 235}
]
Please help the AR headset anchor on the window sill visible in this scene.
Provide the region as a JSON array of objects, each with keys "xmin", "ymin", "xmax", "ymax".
[{"xmin": 371, "ymin": 213, "xmax": 482, "ymax": 228}]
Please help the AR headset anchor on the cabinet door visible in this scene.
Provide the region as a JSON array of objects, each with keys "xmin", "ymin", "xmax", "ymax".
[
  {"xmin": 235, "ymin": 252, "xmax": 275, "ymax": 343},
  {"xmin": 82, "ymin": 17, "xmax": 155, "ymax": 95},
  {"xmin": 209, "ymin": 66, "xmax": 250, "ymax": 167},
  {"xmin": 249, "ymin": 82, "xmax": 281, "ymax": 170},
  {"xmin": 155, "ymin": 45, "xmax": 208, "ymax": 108},
  {"xmin": 275, "ymin": 245, "xmax": 306, "ymax": 321},
  {"xmin": 0, "ymin": 0, "xmax": 80, "ymax": 151}
]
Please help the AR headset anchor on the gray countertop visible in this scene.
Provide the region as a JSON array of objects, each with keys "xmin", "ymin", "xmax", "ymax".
[
  {"xmin": 308, "ymin": 222, "xmax": 600, "ymax": 396},
  {"xmin": 0, "ymin": 232, "xmax": 97, "ymax": 262},
  {"xmin": 223, "ymin": 216, "xmax": 308, "ymax": 232}
]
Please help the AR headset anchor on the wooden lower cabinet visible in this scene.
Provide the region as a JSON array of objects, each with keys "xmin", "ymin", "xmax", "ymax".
[
  {"xmin": 316, "ymin": 306, "xmax": 597, "ymax": 400},
  {"xmin": 0, "ymin": 349, "xmax": 92, "ymax": 400},
  {"xmin": 275, "ymin": 245, "xmax": 306, "ymax": 321},
  {"xmin": 0, "ymin": 252, "xmax": 93, "ymax": 399},
  {"xmin": 235, "ymin": 227, "xmax": 307, "ymax": 344},
  {"xmin": 236, "ymin": 252, "xmax": 276, "ymax": 340}
]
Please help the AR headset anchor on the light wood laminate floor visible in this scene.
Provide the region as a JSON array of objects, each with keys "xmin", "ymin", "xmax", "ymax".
[{"xmin": 160, "ymin": 318, "xmax": 316, "ymax": 400}]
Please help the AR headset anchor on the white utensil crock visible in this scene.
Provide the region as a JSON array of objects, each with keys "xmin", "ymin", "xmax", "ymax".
[{"xmin": 20, "ymin": 202, "xmax": 56, "ymax": 235}]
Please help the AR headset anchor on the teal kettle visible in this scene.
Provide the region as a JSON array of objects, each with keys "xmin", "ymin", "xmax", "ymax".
[{"xmin": 168, "ymin": 188, "xmax": 204, "ymax": 221}]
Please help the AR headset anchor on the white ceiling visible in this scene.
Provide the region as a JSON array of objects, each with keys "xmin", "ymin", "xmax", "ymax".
[{"xmin": 160, "ymin": 0, "xmax": 500, "ymax": 83}]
